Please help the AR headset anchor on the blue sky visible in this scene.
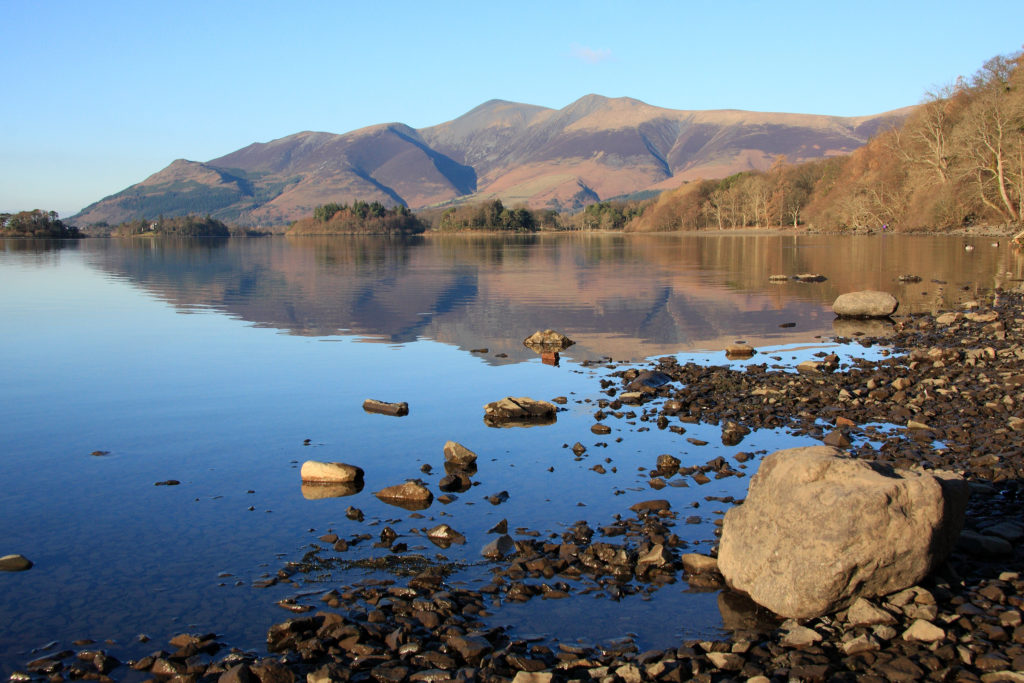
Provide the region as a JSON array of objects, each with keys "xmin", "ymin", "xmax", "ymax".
[{"xmin": 2, "ymin": 1, "xmax": 1022, "ymax": 218}]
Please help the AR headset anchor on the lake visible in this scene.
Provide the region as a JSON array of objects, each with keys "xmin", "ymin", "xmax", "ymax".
[{"xmin": 0, "ymin": 232, "xmax": 1018, "ymax": 675}]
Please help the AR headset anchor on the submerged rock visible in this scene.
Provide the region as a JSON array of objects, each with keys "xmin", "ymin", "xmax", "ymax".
[{"xmin": 718, "ymin": 445, "xmax": 967, "ymax": 619}]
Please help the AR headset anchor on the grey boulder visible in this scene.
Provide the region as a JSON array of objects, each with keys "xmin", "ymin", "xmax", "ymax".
[
  {"xmin": 832, "ymin": 290, "xmax": 899, "ymax": 318},
  {"xmin": 718, "ymin": 446, "xmax": 966, "ymax": 619}
]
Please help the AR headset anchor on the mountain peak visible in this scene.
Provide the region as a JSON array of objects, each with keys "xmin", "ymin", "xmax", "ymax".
[{"xmin": 72, "ymin": 95, "xmax": 912, "ymax": 226}]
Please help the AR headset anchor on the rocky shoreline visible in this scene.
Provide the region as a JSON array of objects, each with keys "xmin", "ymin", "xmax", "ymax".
[{"xmin": 12, "ymin": 290, "xmax": 1024, "ymax": 682}]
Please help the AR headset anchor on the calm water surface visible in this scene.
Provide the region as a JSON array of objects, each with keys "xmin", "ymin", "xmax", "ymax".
[{"xmin": 0, "ymin": 233, "xmax": 1019, "ymax": 674}]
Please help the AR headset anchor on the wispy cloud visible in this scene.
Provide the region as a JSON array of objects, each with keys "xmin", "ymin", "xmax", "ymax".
[{"xmin": 571, "ymin": 44, "xmax": 612, "ymax": 64}]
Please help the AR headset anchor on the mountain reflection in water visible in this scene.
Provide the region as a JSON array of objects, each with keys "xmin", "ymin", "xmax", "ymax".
[{"xmin": 80, "ymin": 233, "xmax": 1023, "ymax": 362}]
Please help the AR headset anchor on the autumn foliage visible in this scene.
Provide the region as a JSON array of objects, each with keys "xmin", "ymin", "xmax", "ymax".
[{"xmin": 628, "ymin": 50, "xmax": 1024, "ymax": 232}]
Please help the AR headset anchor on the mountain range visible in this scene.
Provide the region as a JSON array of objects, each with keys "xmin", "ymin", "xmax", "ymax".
[{"xmin": 72, "ymin": 95, "xmax": 911, "ymax": 227}]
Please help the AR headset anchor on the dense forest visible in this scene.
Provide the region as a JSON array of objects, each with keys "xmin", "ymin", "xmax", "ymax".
[
  {"xmin": 1, "ymin": 210, "xmax": 82, "ymax": 238},
  {"xmin": 111, "ymin": 215, "xmax": 231, "ymax": 237},
  {"xmin": 287, "ymin": 201, "xmax": 427, "ymax": 235},
  {"xmin": 627, "ymin": 49, "xmax": 1024, "ymax": 233}
]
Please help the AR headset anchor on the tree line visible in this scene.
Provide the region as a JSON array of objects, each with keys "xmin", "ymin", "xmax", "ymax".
[
  {"xmin": 1, "ymin": 210, "xmax": 82, "ymax": 238},
  {"xmin": 288, "ymin": 201, "xmax": 427, "ymax": 235},
  {"xmin": 431, "ymin": 199, "xmax": 558, "ymax": 232},
  {"xmin": 111, "ymin": 215, "xmax": 231, "ymax": 237}
]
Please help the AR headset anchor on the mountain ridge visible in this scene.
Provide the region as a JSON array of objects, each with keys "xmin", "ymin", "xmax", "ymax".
[{"xmin": 73, "ymin": 94, "xmax": 912, "ymax": 227}]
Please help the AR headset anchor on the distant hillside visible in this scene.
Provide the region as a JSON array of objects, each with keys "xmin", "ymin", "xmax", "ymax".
[{"xmin": 72, "ymin": 95, "xmax": 911, "ymax": 228}]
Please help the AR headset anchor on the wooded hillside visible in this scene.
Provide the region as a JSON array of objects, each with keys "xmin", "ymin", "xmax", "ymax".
[{"xmin": 628, "ymin": 50, "xmax": 1024, "ymax": 232}]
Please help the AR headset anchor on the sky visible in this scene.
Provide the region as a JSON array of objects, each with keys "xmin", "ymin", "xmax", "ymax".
[{"xmin": 2, "ymin": 1, "xmax": 1022, "ymax": 218}]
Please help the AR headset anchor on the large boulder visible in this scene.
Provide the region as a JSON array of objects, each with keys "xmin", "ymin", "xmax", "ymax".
[
  {"xmin": 832, "ymin": 291, "xmax": 899, "ymax": 318},
  {"xmin": 717, "ymin": 446, "xmax": 966, "ymax": 619}
]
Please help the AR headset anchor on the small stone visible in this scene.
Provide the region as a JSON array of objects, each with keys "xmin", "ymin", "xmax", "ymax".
[
  {"xmin": 484, "ymin": 397, "xmax": 557, "ymax": 426},
  {"xmin": 630, "ymin": 499, "xmax": 670, "ymax": 513},
  {"xmin": 512, "ymin": 673, "xmax": 553, "ymax": 683},
  {"xmin": 842, "ymin": 634, "xmax": 880, "ymax": 655},
  {"xmin": 218, "ymin": 663, "xmax": 258, "ymax": 683},
  {"xmin": 482, "ymin": 535, "xmax": 516, "ymax": 559},
  {"xmin": 362, "ymin": 399, "xmax": 409, "ymax": 416},
  {"xmin": 780, "ymin": 623, "xmax": 821, "ymax": 648},
  {"xmin": 902, "ymin": 619, "xmax": 945, "ymax": 642},
  {"xmin": 614, "ymin": 663, "xmax": 642, "ymax": 683},
  {"xmin": 591, "ymin": 423, "xmax": 611, "ymax": 435},
  {"xmin": 846, "ymin": 597, "xmax": 896, "ymax": 626},
  {"xmin": 426, "ymin": 524, "xmax": 466, "ymax": 547},
  {"xmin": 299, "ymin": 461, "xmax": 364, "ymax": 484},
  {"xmin": 822, "ymin": 429, "xmax": 851, "ymax": 448},
  {"xmin": 523, "ymin": 329, "xmax": 574, "ymax": 351},
  {"xmin": 0, "ymin": 554, "xmax": 33, "ymax": 572},
  {"xmin": 375, "ymin": 481, "xmax": 433, "ymax": 510},
  {"xmin": 680, "ymin": 553, "xmax": 718, "ymax": 575},
  {"xmin": 796, "ymin": 360, "xmax": 824, "ymax": 374},
  {"xmin": 705, "ymin": 651, "xmax": 743, "ymax": 670},
  {"xmin": 725, "ymin": 343, "xmax": 755, "ymax": 358},
  {"xmin": 442, "ymin": 441, "xmax": 477, "ymax": 467},
  {"xmin": 656, "ymin": 454, "xmax": 680, "ymax": 474}
]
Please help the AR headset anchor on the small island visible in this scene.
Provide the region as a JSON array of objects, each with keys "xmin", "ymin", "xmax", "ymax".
[
  {"xmin": 1, "ymin": 210, "xmax": 82, "ymax": 238},
  {"xmin": 287, "ymin": 201, "xmax": 427, "ymax": 235}
]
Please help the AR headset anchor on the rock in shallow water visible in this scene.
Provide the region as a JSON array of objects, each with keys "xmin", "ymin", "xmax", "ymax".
[
  {"xmin": 362, "ymin": 399, "xmax": 409, "ymax": 416},
  {"xmin": 717, "ymin": 445, "xmax": 967, "ymax": 619},
  {"xmin": 0, "ymin": 554, "xmax": 33, "ymax": 571},
  {"xmin": 442, "ymin": 441, "xmax": 477, "ymax": 467},
  {"xmin": 522, "ymin": 329, "xmax": 574, "ymax": 352},
  {"xmin": 375, "ymin": 481, "xmax": 433, "ymax": 510},
  {"xmin": 832, "ymin": 290, "xmax": 899, "ymax": 318},
  {"xmin": 299, "ymin": 461, "xmax": 364, "ymax": 484},
  {"xmin": 483, "ymin": 397, "xmax": 556, "ymax": 427}
]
